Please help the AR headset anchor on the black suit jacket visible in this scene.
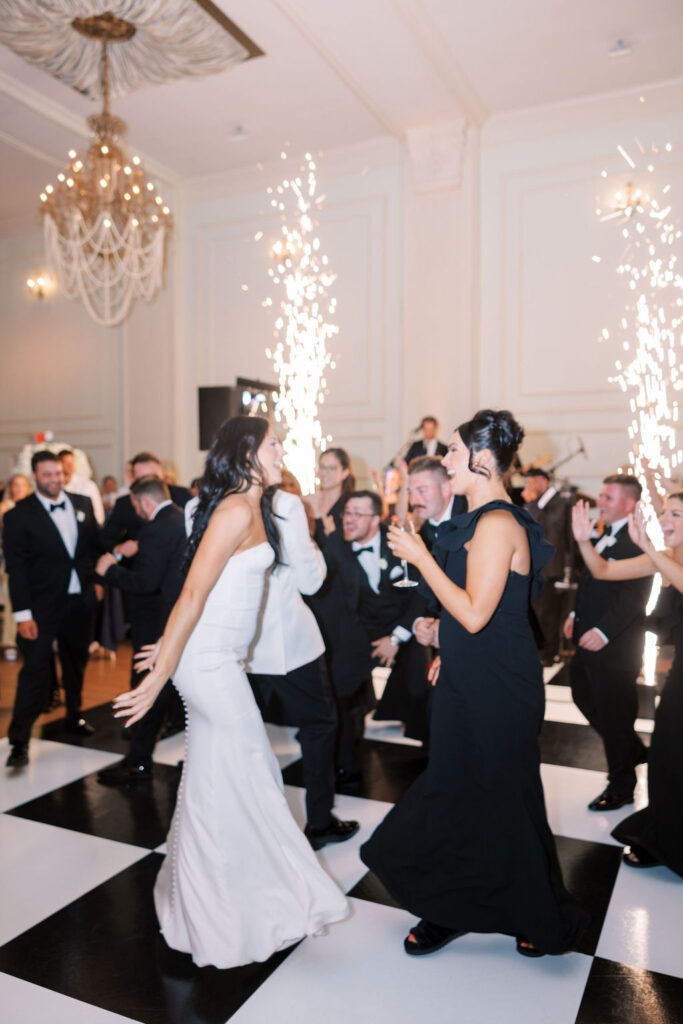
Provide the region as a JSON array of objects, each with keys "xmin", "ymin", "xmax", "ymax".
[
  {"xmin": 419, "ymin": 496, "xmax": 468, "ymax": 552},
  {"xmin": 406, "ymin": 439, "xmax": 448, "ymax": 464},
  {"xmin": 573, "ymin": 524, "xmax": 651, "ymax": 670},
  {"xmin": 100, "ymin": 503, "xmax": 187, "ymax": 646},
  {"xmin": 322, "ymin": 527, "xmax": 419, "ymax": 694},
  {"xmin": 3, "ymin": 492, "xmax": 100, "ymax": 621},
  {"xmin": 100, "ymin": 484, "xmax": 192, "ymax": 548},
  {"xmin": 525, "ymin": 491, "xmax": 571, "ymax": 579}
]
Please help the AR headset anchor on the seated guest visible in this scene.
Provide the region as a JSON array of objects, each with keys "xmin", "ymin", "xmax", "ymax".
[
  {"xmin": 522, "ymin": 469, "xmax": 572, "ymax": 664},
  {"xmin": 321, "ymin": 490, "xmax": 425, "ymax": 785},
  {"xmin": 4, "ymin": 451, "xmax": 100, "ymax": 767},
  {"xmin": 59, "ymin": 449, "xmax": 105, "ymax": 526},
  {"xmin": 101, "ymin": 451, "xmax": 192, "ymax": 548},
  {"xmin": 95, "ymin": 476, "xmax": 187, "ymax": 785},
  {"xmin": 405, "ymin": 417, "xmax": 447, "ymax": 463}
]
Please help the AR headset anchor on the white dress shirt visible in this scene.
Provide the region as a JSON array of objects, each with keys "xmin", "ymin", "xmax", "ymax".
[
  {"xmin": 14, "ymin": 490, "xmax": 81, "ymax": 622},
  {"xmin": 424, "ymin": 438, "xmax": 439, "ymax": 457},
  {"xmin": 429, "ymin": 495, "xmax": 455, "ymax": 529},
  {"xmin": 351, "ymin": 531, "xmax": 382, "ymax": 593},
  {"xmin": 536, "ymin": 486, "xmax": 558, "ymax": 510}
]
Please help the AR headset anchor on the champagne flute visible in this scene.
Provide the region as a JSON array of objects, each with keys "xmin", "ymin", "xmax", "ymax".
[{"xmin": 392, "ymin": 517, "xmax": 420, "ymax": 588}]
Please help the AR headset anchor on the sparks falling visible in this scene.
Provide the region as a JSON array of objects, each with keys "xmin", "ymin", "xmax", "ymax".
[
  {"xmin": 600, "ymin": 145, "xmax": 683, "ymax": 497},
  {"xmin": 262, "ymin": 153, "xmax": 339, "ymax": 494}
]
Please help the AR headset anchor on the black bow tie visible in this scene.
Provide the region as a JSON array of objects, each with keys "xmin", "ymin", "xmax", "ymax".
[
  {"xmin": 354, "ymin": 545, "xmax": 374, "ymax": 556},
  {"xmin": 50, "ymin": 501, "xmax": 66, "ymax": 513},
  {"xmin": 604, "ymin": 525, "xmax": 613, "ymax": 537}
]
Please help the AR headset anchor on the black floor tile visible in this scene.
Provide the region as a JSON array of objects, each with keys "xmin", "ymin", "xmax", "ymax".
[
  {"xmin": 39, "ymin": 700, "xmax": 184, "ymax": 755},
  {"xmin": 575, "ymin": 956, "xmax": 683, "ymax": 1024},
  {"xmin": 0, "ymin": 853, "xmax": 297, "ymax": 1024},
  {"xmin": 347, "ymin": 870, "xmax": 401, "ymax": 909},
  {"xmin": 554, "ymin": 835, "xmax": 622, "ymax": 955},
  {"xmin": 540, "ymin": 720, "xmax": 609, "ymax": 771},
  {"xmin": 282, "ymin": 738, "xmax": 429, "ymax": 803},
  {"xmin": 7, "ymin": 763, "xmax": 181, "ymax": 848}
]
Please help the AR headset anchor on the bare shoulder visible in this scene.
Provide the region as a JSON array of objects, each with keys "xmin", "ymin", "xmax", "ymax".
[
  {"xmin": 475, "ymin": 507, "xmax": 524, "ymax": 539},
  {"xmin": 211, "ymin": 494, "xmax": 256, "ymax": 531}
]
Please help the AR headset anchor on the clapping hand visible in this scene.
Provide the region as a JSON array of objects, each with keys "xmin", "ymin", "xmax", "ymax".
[{"xmin": 571, "ymin": 500, "xmax": 593, "ymax": 543}]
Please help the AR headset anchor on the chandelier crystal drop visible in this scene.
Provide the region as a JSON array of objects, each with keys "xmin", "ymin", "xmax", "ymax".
[{"xmin": 40, "ymin": 22, "xmax": 172, "ymax": 328}]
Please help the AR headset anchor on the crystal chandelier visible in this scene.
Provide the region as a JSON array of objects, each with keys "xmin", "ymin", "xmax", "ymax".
[{"xmin": 39, "ymin": 13, "xmax": 172, "ymax": 328}]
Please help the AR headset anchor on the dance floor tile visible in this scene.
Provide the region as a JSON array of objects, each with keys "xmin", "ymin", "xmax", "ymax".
[
  {"xmin": 0, "ymin": 815, "xmax": 147, "ymax": 945},
  {"xmin": 554, "ymin": 836, "xmax": 622, "ymax": 956},
  {"xmin": 40, "ymin": 702, "xmax": 133, "ymax": 754},
  {"xmin": 282, "ymin": 740, "xmax": 428, "ymax": 804},
  {"xmin": 7, "ymin": 763, "xmax": 181, "ymax": 849},
  {"xmin": 596, "ymin": 860, "xmax": 683, "ymax": 979},
  {"xmin": 283, "ymin": 786, "xmax": 392, "ymax": 893},
  {"xmin": 0, "ymin": 853, "xmax": 296, "ymax": 1024},
  {"xmin": 347, "ymin": 870, "xmax": 400, "ymax": 909},
  {"xmin": 575, "ymin": 956, "xmax": 683, "ymax": 1024},
  {"xmin": 152, "ymin": 730, "xmax": 186, "ymax": 766},
  {"xmin": 0, "ymin": 972, "xmax": 141, "ymax": 1024},
  {"xmin": 264, "ymin": 723, "xmax": 303, "ymax": 769},
  {"xmin": 541, "ymin": 764, "xmax": 648, "ymax": 847},
  {"xmin": 230, "ymin": 898, "xmax": 593, "ymax": 1024},
  {"xmin": 545, "ymin": 700, "xmax": 590, "ymax": 726},
  {"xmin": 363, "ymin": 716, "xmax": 423, "ymax": 747},
  {"xmin": 0, "ymin": 738, "xmax": 120, "ymax": 812},
  {"xmin": 540, "ymin": 721, "xmax": 611, "ymax": 772}
]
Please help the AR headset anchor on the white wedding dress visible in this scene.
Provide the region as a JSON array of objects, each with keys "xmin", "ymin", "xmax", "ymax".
[{"xmin": 154, "ymin": 542, "xmax": 349, "ymax": 968}]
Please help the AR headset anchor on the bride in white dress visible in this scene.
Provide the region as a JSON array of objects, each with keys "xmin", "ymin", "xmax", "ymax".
[{"xmin": 113, "ymin": 416, "xmax": 348, "ymax": 968}]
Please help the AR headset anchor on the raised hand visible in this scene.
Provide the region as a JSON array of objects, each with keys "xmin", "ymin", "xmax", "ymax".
[
  {"xmin": 627, "ymin": 503, "xmax": 653, "ymax": 552},
  {"xmin": 387, "ymin": 521, "xmax": 427, "ymax": 566},
  {"xmin": 571, "ymin": 500, "xmax": 593, "ymax": 543}
]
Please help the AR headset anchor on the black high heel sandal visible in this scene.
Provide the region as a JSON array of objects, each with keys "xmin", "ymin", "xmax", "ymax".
[
  {"xmin": 404, "ymin": 920, "xmax": 467, "ymax": 956},
  {"xmin": 516, "ymin": 937, "xmax": 545, "ymax": 958}
]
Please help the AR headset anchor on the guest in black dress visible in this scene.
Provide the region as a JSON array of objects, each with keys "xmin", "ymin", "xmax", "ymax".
[
  {"xmin": 361, "ymin": 409, "xmax": 588, "ymax": 958},
  {"xmin": 572, "ymin": 496, "xmax": 683, "ymax": 877}
]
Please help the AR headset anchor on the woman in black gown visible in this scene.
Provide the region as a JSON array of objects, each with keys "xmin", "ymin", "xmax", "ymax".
[
  {"xmin": 572, "ymin": 495, "xmax": 683, "ymax": 876},
  {"xmin": 360, "ymin": 410, "xmax": 588, "ymax": 957}
]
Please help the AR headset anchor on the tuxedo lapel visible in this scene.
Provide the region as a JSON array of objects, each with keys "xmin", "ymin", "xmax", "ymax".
[{"xmin": 30, "ymin": 494, "xmax": 72, "ymax": 556}]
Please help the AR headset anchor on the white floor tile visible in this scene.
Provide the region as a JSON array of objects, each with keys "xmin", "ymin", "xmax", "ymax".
[
  {"xmin": 597, "ymin": 859, "xmax": 683, "ymax": 979},
  {"xmin": 541, "ymin": 763, "xmax": 648, "ymax": 846},
  {"xmin": 0, "ymin": 816, "xmax": 148, "ymax": 945},
  {"xmin": 363, "ymin": 716, "xmax": 423, "ymax": 746},
  {"xmin": 283, "ymin": 786, "xmax": 392, "ymax": 893},
  {"xmin": 546, "ymin": 683, "xmax": 573, "ymax": 703},
  {"xmin": 231, "ymin": 898, "xmax": 593, "ymax": 1024},
  {"xmin": 0, "ymin": 739, "xmax": 120, "ymax": 812},
  {"xmin": 265, "ymin": 723, "xmax": 302, "ymax": 769},
  {"xmin": 543, "ymin": 663, "xmax": 567, "ymax": 684},
  {"xmin": 152, "ymin": 730, "xmax": 186, "ymax": 766},
  {"xmin": 545, "ymin": 701, "xmax": 589, "ymax": 726},
  {"xmin": 0, "ymin": 973, "xmax": 140, "ymax": 1024}
]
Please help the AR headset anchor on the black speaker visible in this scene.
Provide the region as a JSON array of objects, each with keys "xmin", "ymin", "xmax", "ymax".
[
  {"xmin": 198, "ymin": 387, "xmax": 242, "ymax": 451},
  {"xmin": 198, "ymin": 380, "xmax": 279, "ymax": 450}
]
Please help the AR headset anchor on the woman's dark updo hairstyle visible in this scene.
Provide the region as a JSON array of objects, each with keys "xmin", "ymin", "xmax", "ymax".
[
  {"xmin": 183, "ymin": 415, "xmax": 280, "ymax": 572},
  {"xmin": 456, "ymin": 409, "xmax": 525, "ymax": 479},
  {"xmin": 322, "ymin": 447, "xmax": 356, "ymax": 496}
]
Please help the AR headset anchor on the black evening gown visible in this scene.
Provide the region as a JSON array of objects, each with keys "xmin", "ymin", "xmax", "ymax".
[
  {"xmin": 612, "ymin": 587, "xmax": 683, "ymax": 876},
  {"xmin": 361, "ymin": 500, "xmax": 588, "ymax": 954}
]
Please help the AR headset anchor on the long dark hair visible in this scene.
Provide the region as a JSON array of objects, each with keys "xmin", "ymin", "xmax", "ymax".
[
  {"xmin": 456, "ymin": 409, "xmax": 524, "ymax": 478},
  {"xmin": 323, "ymin": 447, "xmax": 356, "ymax": 496},
  {"xmin": 183, "ymin": 416, "xmax": 280, "ymax": 572}
]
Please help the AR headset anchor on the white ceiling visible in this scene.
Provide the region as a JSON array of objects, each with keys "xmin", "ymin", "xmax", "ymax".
[{"xmin": 1, "ymin": 0, "xmax": 682, "ymax": 231}]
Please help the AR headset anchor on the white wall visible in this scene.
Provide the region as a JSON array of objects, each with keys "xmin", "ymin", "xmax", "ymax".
[{"xmin": 479, "ymin": 84, "xmax": 683, "ymax": 495}]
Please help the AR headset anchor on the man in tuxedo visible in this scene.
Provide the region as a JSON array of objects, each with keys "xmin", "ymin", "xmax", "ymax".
[
  {"xmin": 101, "ymin": 451, "xmax": 191, "ymax": 549},
  {"xmin": 246, "ymin": 488, "xmax": 359, "ymax": 849},
  {"xmin": 4, "ymin": 450, "xmax": 100, "ymax": 767},
  {"xmin": 407, "ymin": 456, "xmax": 466, "ymax": 548},
  {"xmin": 523, "ymin": 469, "xmax": 572, "ymax": 665},
  {"xmin": 565, "ymin": 475, "xmax": 651, "ymax": 811},
  {"xmin": 405, "ymin": 417, "xmax": 448, "ymax": 464},
  {"xmin": 59, "ymin": 448, "xmax": 105, "ymax": 526},
  {"xmin": 321, "ymin": 490, "xmax": 424, "ymax": 781},
  {"xmin": 94, "ymin": 476, "xmax": 187, "ymax": 785}
]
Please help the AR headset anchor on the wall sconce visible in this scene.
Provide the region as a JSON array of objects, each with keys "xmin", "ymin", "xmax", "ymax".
[{"xmin": 26, "ymin": 274, "xmax": 55, "ymax": 299}]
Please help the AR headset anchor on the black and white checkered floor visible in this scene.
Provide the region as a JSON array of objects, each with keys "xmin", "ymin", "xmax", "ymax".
[{"xmin": 1, "ymin": 666, "xmax": 682, "ymax": 1024}]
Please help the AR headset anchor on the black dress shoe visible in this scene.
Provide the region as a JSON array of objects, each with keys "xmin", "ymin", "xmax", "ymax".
[
  {"xmin": 97, "ymin": 760, "xmax": 153, "ymax": 787},
  {"xmin": 64, "ymin": 717, "xmax": 95, "ymax": 736},
  {"xmin": 588, "ymin": 787, "xmax": 634, "ymax": 812},
  {"xmin": 6, "ymin": 743, "xmax": 29, "ymax": 768},
  {"xmin": 304, "ymin": 815, "xmax": 360, "ymax": 850}
]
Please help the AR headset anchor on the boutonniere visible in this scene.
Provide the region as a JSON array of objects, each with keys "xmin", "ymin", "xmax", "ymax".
[
  {"xmin": 75, "ymin": 510, "xmax": 85, "ymax": 523},
  {"xmin": 602, "ymin": 535, "xmax": 617, "ymax": 548},
  {"xmin": 378, "ymin": 557, "xmax": 388, "ymax": 570}
]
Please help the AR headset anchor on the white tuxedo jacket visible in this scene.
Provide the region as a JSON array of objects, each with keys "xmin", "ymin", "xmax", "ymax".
[
  {"xmin": 247, "ymin": 489, "xmax": 326, "ymax": 675},
  {"xmin": 185, "ymin": 491, "xmax": 326, "ymax": 675}
]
